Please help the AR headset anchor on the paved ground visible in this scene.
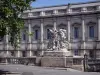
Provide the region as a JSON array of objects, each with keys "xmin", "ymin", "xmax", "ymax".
[{"xmin": 0, "ymin": 64, "xmax": 99, "ymax": 75}]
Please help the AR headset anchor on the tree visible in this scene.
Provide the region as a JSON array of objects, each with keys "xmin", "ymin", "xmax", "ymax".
[{"xmin": 0, "ymin": 0, "xmax": 35, "ymax": 48}]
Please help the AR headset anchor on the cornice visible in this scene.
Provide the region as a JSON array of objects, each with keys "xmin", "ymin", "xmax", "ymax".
[{"xmin": 22, "ymin": 11, "xmax": 100, "ymax": 20}]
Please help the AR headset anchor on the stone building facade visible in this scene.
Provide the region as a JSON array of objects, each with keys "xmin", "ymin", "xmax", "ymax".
[{"xmin": 0, "ymin": 1, "xmax": 100, "ymax": 60}]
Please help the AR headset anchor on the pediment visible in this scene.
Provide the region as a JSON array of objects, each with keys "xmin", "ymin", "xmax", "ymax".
[
  {"xmin": 72, "ymin": 22, "xmax": 81, "ymax": 26},
  {"xmin": 45, "ymin": 24, "xmax": 53, "ymax": 28},
  {"xmin": 32, "ymin": 25, "xmax": 40, "ymax": 28},
  {"xmin": 87, "ymin": 22, "xmax": 96, "ymax": 25},
  {"xmin": 58, "ymin": 23, "xmax": 66, "ymax": 27}
]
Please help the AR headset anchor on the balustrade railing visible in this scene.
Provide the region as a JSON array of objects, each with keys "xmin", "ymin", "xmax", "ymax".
[{"xmin": 0, "ymin": 57, "xmax": 36, "ymax": 65}]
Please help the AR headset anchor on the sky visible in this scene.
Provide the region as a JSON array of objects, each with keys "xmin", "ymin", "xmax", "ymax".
[{"xmin": 31, "ymin": 0, "xmax": 96, "ymax": 8}]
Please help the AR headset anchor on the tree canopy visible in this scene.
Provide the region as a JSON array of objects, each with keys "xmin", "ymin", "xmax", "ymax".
[{"xmin": 0, "ymin": 0, "xmax": 35, "ymax": 48}]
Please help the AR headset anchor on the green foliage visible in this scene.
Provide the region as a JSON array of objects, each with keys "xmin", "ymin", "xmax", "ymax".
[{"xmin": 0, "ymin": 0, "xmax": 35, "ymax": 48}]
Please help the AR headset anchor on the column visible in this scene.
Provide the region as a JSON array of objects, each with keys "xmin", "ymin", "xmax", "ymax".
[
  {"xmin": 17, "ymin": 39, "xmax": 20, "ymax": 57},
  {"xmin": 97, "ymin": 14, "xmax": 100, "ymax": 58},
  {"xmin": 67, "ymin": 17, "xmax": 71, "ymax": 42},
  {"xmin": 53, "ymin": 18, "xmax": 57, "ymax": 30},
  {"xmin": 28, "ymin": 20, "xmax": 32, "ymax": 57},
  {"xmin": 97, "ymin": 6, "xmax": 100, "ymax": 10},
  {"xmin": 53, "ymin": 18, "xmax": 57, "ymax": 50},
  {"xmin": 97, "ymin": 14, "xmax": 100, "ymax": 59},
  {"xmin": 6, "ymin": 29, "xmax": 9, "ymax": 63},
  {"xmin": 6, "ymin": 32, "xmax": 9, "ymax": 55},
  {"xmin": 40, "ymin": 19, "xmax": 44, "ymax": 55},
  {"xmin": 67, "ymin": 17, "xmax": 71, "ymax": 50},
  {"xmin": 98, "ymin": 15, "xmax": 100, "ymax": 40},
  {"xmin": 82, "ymin": 15, "xmax": 86, "ymax": 54}
]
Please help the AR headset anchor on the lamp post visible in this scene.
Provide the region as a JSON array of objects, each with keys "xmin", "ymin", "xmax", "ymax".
[{"xmin": 83, "ymin": 53, "xmax": 88, "ymax": 72}]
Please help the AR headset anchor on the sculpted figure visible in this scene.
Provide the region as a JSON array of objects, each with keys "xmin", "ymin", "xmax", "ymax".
[
  {"xmin": 47, "ymin": 28, "xmax": 58, "ymax": 50},
  {"xmin": 47, "ymin": 28, "xmax": 69, "ymax": 51}
]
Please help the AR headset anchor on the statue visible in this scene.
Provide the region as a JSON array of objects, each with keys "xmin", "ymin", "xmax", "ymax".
[
  {"xmin": 43, "ymin": 29, "xmax": 72, "ymax": 68},
  {"xmin": 47, "ymin": 28, "xmax": 69, "ymax": 51},
  {"xmin": 47, "ymin": 28, "xmax": 58, "ymax": 50}
]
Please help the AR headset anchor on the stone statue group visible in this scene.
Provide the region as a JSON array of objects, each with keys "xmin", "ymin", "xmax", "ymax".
[{"xmin": 47, "ymin": 28, "xmax": 69, "ymax": 51}]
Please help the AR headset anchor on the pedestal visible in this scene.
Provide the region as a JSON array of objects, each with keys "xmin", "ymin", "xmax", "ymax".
[
  {"xmin": 43, "ymin": 51, "xmax": 71, "ymax": 57},
  {"xmin": 41, "ymin": 50, "xmax": 73, "ymax": 67}
]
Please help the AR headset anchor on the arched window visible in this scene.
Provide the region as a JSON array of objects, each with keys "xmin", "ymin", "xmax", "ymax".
[
  {"xmin": 47, "ymin": 29, "xmax": 51, "ymax": 39},
  {"xmin": 87, "ymin": 22, "xmax": 96, "ymax": 39},
  {"xmin": 23, "ymin": 32, "xmax": 26, "ymax": 41},
  {"xmin": 33, "ymin": 25, "xmax": 40, "ymax": 40},
  {"xmin": 74, "ymin": 49, "xmax": 79, "ymax": 56},
  {"xmin": 58, "ymin": 23, "xmax": 66, "ymax": 29},
  {"xmin": 72, "ymin": 23, "xmax": 81, "ymax": 39},
  {"xmin": 0, "ymin": 36, "xmax": 3, "ymax": 42},
  {"xmin": 89, "ymin": 25, "xmax": 94, "ymax": 38},
  {"xmin": 22, "ymin": 51, "xmax": 26, "ymax": 57},
  {"xmin": 74, "ymin": 27, "xmax": 79, "ymax": 39},
  {"xmin": 11, "ymin": 51, "xmax": 14, "ymax": 56},
  {"xmin": 35, "ymin": 29, "xmax": 39, "ymax": 40},
  {"xmin": 22, "ymin": 27, "xmax": 28, "ymax": 41},
  {"xmin": 45, "ymin": 24, "xmax": 53, "ymax": 40}
]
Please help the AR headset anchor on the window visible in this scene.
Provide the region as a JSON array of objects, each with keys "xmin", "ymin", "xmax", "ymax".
[
  {"xmin": 89, "ymin": 50, "xmax": 94, "ymax": 58},
  {"xmin": 23, "ymin": 33, "xmax": 26, "ymax": 41},
  {"xmin": 58, "ymin": 9, "xmax": 66, "ymax": 14},
  {"xmin": 74, "ymin": 27, "xmax": 79, "ymax": 39},
  {"xmin": 22, "ymin": 51, "xmax": 26, "ymax": 57},
  {"xmin": 33, "ymin": 12, "xmax": 40, "ymax": 16},
  {"xmin": 72, "ymin": 8, "xmax": 81, "ymax": 13},
  {"xmin": 11, "ymin": 51, "xmax": 14, "ymax": 56},
  {"xmin": 45, "ymin": 10, "xmax": 53, "ymax": 15},
  {"xmin": 47, "ymin": 29, "xmax": 51, "ymax": 39},
  {"xmin": 35, "ymin": 30, "xmax": 39, "ymax": 40},
  {"xmin": 0, "ymin": 36, "xmax": 3, "ymax": 42},
  {"xmin": 22, "ymin": 13, "xmax": 28, "ymax": 18},
  {"xmin": 89, "ymin": 26, "xmax": 94, "ymax": 38},
  {"xmin": 74, "ymin": 49, "xmax": 78, "ymax": 56},
  {"xmin": 87, "ymin": 6, "xmax": 97, "ymax": 11},
  {"xmin": 22, "ymin": 27, "xmax": 28, "ymax": 41}
]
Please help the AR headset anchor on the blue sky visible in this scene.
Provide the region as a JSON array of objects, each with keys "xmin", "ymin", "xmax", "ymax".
[{"xmin": 31, "ymin": 0, "xmax": 96, "ymax": 7}]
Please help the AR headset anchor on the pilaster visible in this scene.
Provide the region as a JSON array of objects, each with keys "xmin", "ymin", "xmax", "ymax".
[
  {"xmin": 5, "ymin": 31, "xmax": 9, "ymax": 64},
  {"xmin": 97, "ymin": 6, "xmax": 100, "ymax": 10},
  {"xmin": 82, "ymin": 15, "xmax": 86, "ymax": 54},
  {"xmin": 17, "ymin": 39, "xmax": 20, "ymax": 57},
  {"xmin": 28, "ymin": 20, "xmax": 32, "ymax": 57},
  {"xmin": 97, "ymin": 14, "xmax": 100, "ymax": 41},
  {"xmin": 67, "ymin": 17, "xmax": 71, "ymax": 50},
  {"xmin": 40, "ymin": 19, "xmax": 44, "ymax": 55},
  {"xmin": 53, "ymin": 18, "xmax": 57, "ymax": 30},
  {"xmin": 67, "ymin": 17, "xmax": 71, "ymax": 42}
]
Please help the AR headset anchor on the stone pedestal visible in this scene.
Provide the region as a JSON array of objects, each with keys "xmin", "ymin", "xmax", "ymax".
[
  {"xmin": 41, "ymin": 50, "xmax": 73, "ymax": 67},
  {"xmin": 41, "ymin": 56, "xmax": 73, "ymax": 67}
]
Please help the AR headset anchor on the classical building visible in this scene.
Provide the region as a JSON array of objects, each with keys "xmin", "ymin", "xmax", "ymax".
[{"xmin": 0, "ymin": 1, "xmax": 100, "ymax": 60}]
